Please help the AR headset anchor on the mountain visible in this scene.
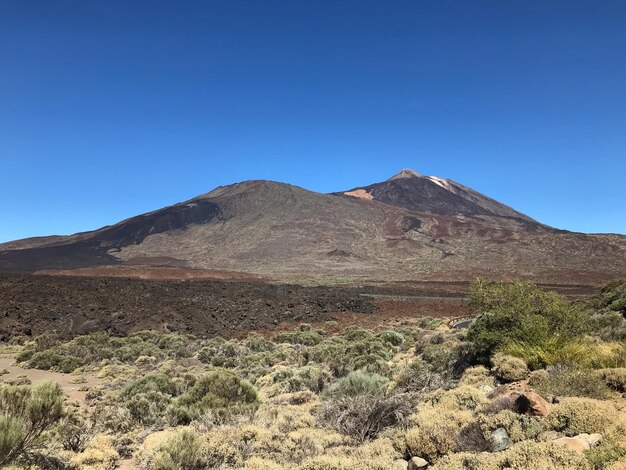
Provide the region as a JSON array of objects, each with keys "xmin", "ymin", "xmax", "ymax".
[
  {"xmin": 1, "ymin": 171, "xmax": 625, "ymax": 283},
  {"xmin": 339, "ymin": 169, "xmax": 539, "ymax": 225}
]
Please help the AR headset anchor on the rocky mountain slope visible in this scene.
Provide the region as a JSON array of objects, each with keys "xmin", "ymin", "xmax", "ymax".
[{"xmin": 1, "ymin": 170, "xmax": 625, "ymax": 283}]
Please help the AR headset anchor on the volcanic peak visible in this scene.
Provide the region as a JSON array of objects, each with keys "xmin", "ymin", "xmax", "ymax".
[{"xmin": 387, "ymin": 169, "xmax": 423, "ymax": 180}]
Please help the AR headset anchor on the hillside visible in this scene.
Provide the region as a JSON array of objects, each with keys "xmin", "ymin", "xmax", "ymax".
[{"xmin": 1, "ymin": 171, "xmax": 625, "ymax": 283}]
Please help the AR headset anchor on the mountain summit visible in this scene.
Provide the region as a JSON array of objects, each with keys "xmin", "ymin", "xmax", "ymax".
[
  {"xmin": 340, "ymin": 171, "xmax": 537, "ymax": 223},
  {"xmin": 387, "ymin": 169, "xmax": 423, "ymax": 180},
  {"xmin": 0, "ymin": 172, "xmax": 624, "ymax": 282}
]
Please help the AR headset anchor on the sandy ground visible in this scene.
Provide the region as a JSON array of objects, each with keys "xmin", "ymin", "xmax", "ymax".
[
  {"xmin": 0, "ymin": 354, "xmax": 99, "ymax": 404},
  {"xmin": 0, "ymin": 353, "xmax": 142, "ymax": 468}
]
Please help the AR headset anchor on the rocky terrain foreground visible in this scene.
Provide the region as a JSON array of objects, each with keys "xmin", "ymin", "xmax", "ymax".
[{"xmin": 0, "ymin": 280, "xmax": 625, "ymax": 469}]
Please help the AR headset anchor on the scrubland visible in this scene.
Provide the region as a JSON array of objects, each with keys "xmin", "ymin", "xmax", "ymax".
[{"xmin": 1, "ymin": 280, "xmax": 625, "ymax": 469}]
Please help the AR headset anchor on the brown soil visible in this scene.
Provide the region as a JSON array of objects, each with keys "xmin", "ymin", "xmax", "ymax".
[
  {"xmin": 0, "ymin": 355, "xmax": 99, "ymax": 404},
  {"xmin": 36, "ymin": 265, "xmax": 265, "ymax": 281}
]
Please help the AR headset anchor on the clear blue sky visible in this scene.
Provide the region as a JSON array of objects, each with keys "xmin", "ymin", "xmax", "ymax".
[{"xmin": 1, "ymin": 1, "xmax": 625, "ymax": 242}]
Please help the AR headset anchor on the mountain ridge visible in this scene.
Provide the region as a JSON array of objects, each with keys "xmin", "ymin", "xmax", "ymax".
[{"xmin": 1, "ymin": 170, "xmax": 624, "ymax": 283}]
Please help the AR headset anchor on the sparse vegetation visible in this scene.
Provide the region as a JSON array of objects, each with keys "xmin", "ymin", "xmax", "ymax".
[{"xmin": 1, "ymin": 280, "xmax": 625, "ymax": 469}]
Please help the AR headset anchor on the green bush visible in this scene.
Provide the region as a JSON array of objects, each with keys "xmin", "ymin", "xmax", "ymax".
[
  {"xmin": 586, "ymin": 438, "xmax": 626, "ymax": 470},
  {"xmin": 317, "ymin": 392, "xmax": 411, "ymax": 443},
  {"xmin": 377, "ymin": 330, "xmax": 405, "ymax": 347},
  {"xmin": 589, "ymin": 310, "xmax": 626, "ymax": 342},
  {"xmin": 17, "ymin": 330, "xmax": 199, "ymax": 373},
  {"xmin": 596, "ymin": 368, "xmax": 626, "ymax": 392},
  {"xmin": 544, "ymin": 397, "xmax": 615, "ymax": 435},
  {"xmin": 273, "ymin": 327, "xmax": 324, "ymax": 346},
  {"xmin": 467, "ymin": 280, "xmax": 590, "ymax": 365},
  {"xmin": 530, "ymin": 366, "xmax": 613, "ymax": 399},
  {"xmin": 317, "ymin": 371, "xmax": 407, "ymax": 442},
  {"xmin": 120, "ymin": 372, "xmax": 185, "ymax": 426},
  {"xmin": 502, "ymin": 338, "xmax": 626, "ymax": 370},
  {"xmin": 308, "ymin": 335, "xmax": 395, "ymax": 378},
  {"xmin": 172, "ymin": 370, "xmax": 258, "ymax": 423},
  {"xmin": 0, "ymin": 382, "xmax": 65, "ymax": 467},
  {"xmin": 244, "ymin": 333, "xmax": 275, "ymax": 353},
  {"xmin": 491, "ymin": 354, "xmax": 529, "ymax": 382},
  {"xmin": 262, "ymin": 365, "xmax": 333, "ymax": 395},
  {"xmin": 394, "ymin": 360, "xmax": 449, "ymax": 393},
  {"xmin": 588, "ymin": 279, "xmax": 626, "ymax": 315},
  {"xmin": 322, "ymin": 371, "xmax": 388, "ymax": 399},
  {"xmin": 151, "ymin": 429, "xmax": 208, "ymax": 470},
  {"xmin": 121, "ymin": 372, "xmax": 181, "ymax": 398}
]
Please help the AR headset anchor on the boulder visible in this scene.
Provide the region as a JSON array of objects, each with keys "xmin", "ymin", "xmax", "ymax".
[
  {"xmin": 514, "ymin": 390, "xmax": 551, "ymax": 416},
  {"xmin": 491, "ymin": 427, "xmax": 510, "ymax": 452},
  {"xmin": 488, "ymin": 385, "xmax": 551, "ymax": 416},
  {"xmin": 553, "ymin": 433, "xmax": 602, "ymax": 453},
  {"xmin": 408, "ymin": 456, "xmax": 429, "ymax": 469}
]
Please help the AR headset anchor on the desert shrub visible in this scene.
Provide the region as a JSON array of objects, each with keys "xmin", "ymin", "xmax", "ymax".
[
  {"xmin": 17, "ymin": 330, "xmax": 199, "ymax": 373},
  {"xmin": 459, "ymin": 365, "xmax": 495, "ymax": 388},
  {"xmin": 530, "ymin": 366, "xmax": 613, "ymax": 399},
  {"xmin": 586, "ymin": 436, "xmax": 626, "ymax": 470},
  {"xmin": 172, "ymin": 369, "xmax": 258, "ymax": 423},
  {"xmin": 343, "ymin": 339, "xmax": 395, "ymax": 375},
  {"xmin": 121, "ymin": 372, "xmax": 181, "ymax": 398},
  {"xmin": 0, "ymin": 381, "xmax": 65, "ymax": 467},
  {"xmin": 414, "ymin": 331, "xmax": 446, "ymax": 355},
  {"xmin": 504, "ymin": 338, "xmax": 626, "ymax": 370},
  {"xmin": 257, "ymin": 365, "xmax": 333, "ymax": 397},
  {"xmin": 377, "ymin": 330, "xmax": 405, "ymax": 347},
  {"xmin": 544, "ymin": 397, "xmax": 617, "ymax": 435},
  {"xmin": 67, "ymin": 433, "xmax": 118, "ymax": 470},
  {"xmin": 322, "ymin": 371, "xmax": 388, "ymax": 399},
  {"xmin": 419, "ymin": 334, "xmax": 476, "ymax": 378},
  {"xmin": 453, "ymin": 420, "xmax": 492, "ymax": 453},
  {"xmin": 255, "ymin": 400, "xmax": 317, "ymax": 433},
  {"xmin": 477, "ymin": 410, "xmax": 543, "ymax": 444},
  {"xmin": 244, "ymin": 456, "xmax": 285, "ymax": 469},
  {"xmin": 467, "ymin": 280, "xmax": 589, "ymax": 364},
  {"xmin": 552, "ymin": 340, "xmax": 625, "ymax": 369},
  {"xmin": 394, "ymin": 360, "xmax": 449, "ymax": 393},
  {"xmin": 308, "ymin": 332, "xmax": 399, "ymax": 378},
  {"xmin": 58, "ymin": 408, "xmax": 92, "ymax": 452},
  {"xmin": 197, "ymin": 338, "xmax": 248, "ymax": 368},
  {"xmin": 319, "ymin": 372, "xmax": 408, "ymax": 442},
  {"xmin": 25, "ymin": 351, "xmax": 83, "ymax": 374},
  {"xmin": 91, "ymin": 400, "xmax": 134, "ymax": 434},
  {"xmin": 313, "ymin": 442, "xmax": 387, "ymax": 467},
  {"xmin": 405, "ymin": 406, "xmax": 473, "ymax": 462},
  {"xmin": 154, "ymin": 333, "xmax": 197, "ymax": 358},
  {"xmin": 274, "ymin": 326, "xmax": 324, "ymax": 346},
  {"xmin": 244, "ymin": 333, "xmax": 275, "ymax": 353},
  {"xmin": 296, "ymin": 439, "xmax": 398, "ymax": 470},
  {"xmin": 418, "ymin": 317, "xmax": 443, "ymax": 330},
  {"xmin": 589, "ymin": 279, "xmax": 626, "ymax": 315},
  {"xmin": 498, "ymin": 440, "xmax": 590, "ymax": 469},
  {"xmin": 150, "ymin": 429, "xmax": 208, "ymax": 470},
  {"xmin": 434, "ymin": 385, "xmax": 488, "ymax": 411},
  {"xmin": 491, "ymin": 354, "xmax": 528, "ymax": 382},
  {"xmin": 318, "ymin": 392, "xmax": 411, "ymax": 443},
  {"xmin": 596, "ymin": 368, "xmax": 626, "ymax": 392},
  {"xmin": 434, "ymin": 440, "xmax": 589, "ymax": 469},
  {"xmin": 421, "ymin": 342, "xmax": 458, "ymax": 371},
  {"xmin": 430, "ymin": 451, "xmax": 500, "ymax": 470},
  {"xmin": 119, "ymin": 372, "xmax": 183, "ymax": 425},
  {"xmin": 589, "ymin": 309, "xmax": 626, "ymax": 342}
]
